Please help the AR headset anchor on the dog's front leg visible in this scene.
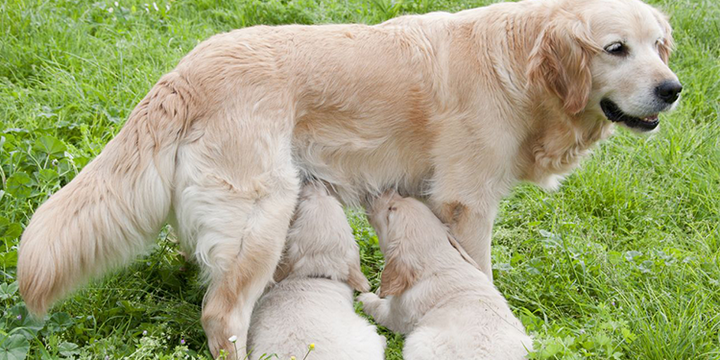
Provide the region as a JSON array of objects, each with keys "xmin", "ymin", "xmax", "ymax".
[
  {"xmin": 430, "ymin": 194, "xmax": 500, "ymax": 281},
  {"xmin": 447, "ymin": 205, "xmax": 496, "ymax": 280}
]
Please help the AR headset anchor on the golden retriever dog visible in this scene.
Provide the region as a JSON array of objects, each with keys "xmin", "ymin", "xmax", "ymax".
[
  {"xmin": 359, "ymin": 191, "xmax": 533, "ymax": 359},
  {"xmin": 18, "ymin": 0, "xmax": 680, "ymax": 356},
  {"xmin": 247, "ymin": 183, "xmax": 385, "ymax": 360}
]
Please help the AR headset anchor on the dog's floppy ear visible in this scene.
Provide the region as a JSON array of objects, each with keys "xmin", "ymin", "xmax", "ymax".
[
  {"xmin": 447, "ymin": 235, "xmax": 481, "ymax": 270},
  {"xmin": 379, "ymin": 251, "xmax": 417, "ymax": 297},
  {"xmin": 527, "ymin": 11, "xmax": 600, "ymax": 115},
  {"xmin": 652, "ymin": 9, "xmax": 674, "ymax": 64}
]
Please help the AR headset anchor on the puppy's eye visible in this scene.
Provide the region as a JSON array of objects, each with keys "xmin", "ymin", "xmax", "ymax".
[
  {"xmin": 604, "ymin": 42, "xmax": 628, "ymax": 56},
  {"xmin": 388, "ymin": 206, "xmax": 396, "ymax": 211}
]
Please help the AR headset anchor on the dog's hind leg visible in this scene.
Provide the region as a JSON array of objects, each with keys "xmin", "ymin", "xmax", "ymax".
[
  {"xmin": 199, "ymin": 180, "xmax": 298, "ymax": 358},
  {"xmin": 172, "ymin": 103, "xmax": 299, "ymax": 357}
]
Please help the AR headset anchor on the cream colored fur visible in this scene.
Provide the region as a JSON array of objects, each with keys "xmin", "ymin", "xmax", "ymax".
[
  {"xmin": 18, "ymin": 0, "xmax": 678, "ymax": 356},
  {"xmin": 360, "ymin": 192, "xmax": 533, "ymax": 359},
  {"xmin": 247, "ymin": 183, "xmax": 384, "ymax": 360}
]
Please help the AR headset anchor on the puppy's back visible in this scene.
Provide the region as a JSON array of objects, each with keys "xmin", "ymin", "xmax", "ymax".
[
  {"xmin": 404, "ymin": 292, "xmax": 532, "ymax": 359},
  {"xmin": 248, "ymin": 278, "xmax": 384, "ymax": 360}
]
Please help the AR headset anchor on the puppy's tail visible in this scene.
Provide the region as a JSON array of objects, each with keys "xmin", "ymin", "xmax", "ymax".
[{"xmin": 18, "ymin": 72, "xmax": 195, "ymax": 315}]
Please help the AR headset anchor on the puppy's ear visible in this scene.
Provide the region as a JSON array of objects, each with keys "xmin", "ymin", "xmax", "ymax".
[
  {"xmin": 527, "ymin": 11, "xmax": 600, "ymax": 115},
  {"xmin": 346, "ymin": 245, "xmax": 371, "ymax": 292},
  {"xmin": 273, "ymin": 241, "xmax": 297, "ymax": 283},
  {"xmin": 652, "ymin": 9, "xmax": 674, "ymax": 64},
  {"xmin": 379, "ymin": 252, "xmax": 417, "ymax": 297},
  {"xmin": 273, "ymin": 256, "xmax": 293, "ymax": 283},
  {"xmin": 447, "ymin": 235, "xmax": 480, "ymax": 270},
  {"xmin": 348, "ymin": 265, "xmax": 371, "ymax": 292}
]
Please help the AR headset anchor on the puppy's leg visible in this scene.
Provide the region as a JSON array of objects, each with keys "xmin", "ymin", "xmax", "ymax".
[
  {"xmin": 358, "ymin": 293, "xmax": 412, "ymax": 333},
  {"xmin": 173, "ymin": 103, "xmax": 299, "ymax": 357},
  {"xmin": 357, "ymin": 293, "xmax": 392, "ymax": 326}
]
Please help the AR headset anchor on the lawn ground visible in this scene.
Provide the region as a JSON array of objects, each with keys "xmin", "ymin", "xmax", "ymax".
[{"xmin": 0, "ymin": 0, "xmax": 719, "ymax": 358}]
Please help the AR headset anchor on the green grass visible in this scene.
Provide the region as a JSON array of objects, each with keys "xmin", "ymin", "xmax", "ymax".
[{"xmin": 1, "ymin": 0, "xmax": 719, "ymax": 358}]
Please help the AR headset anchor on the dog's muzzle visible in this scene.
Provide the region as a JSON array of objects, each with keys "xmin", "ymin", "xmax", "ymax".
[{"xmin": 600, "ymin": 99, "xmax": 661, "ymax": 131}]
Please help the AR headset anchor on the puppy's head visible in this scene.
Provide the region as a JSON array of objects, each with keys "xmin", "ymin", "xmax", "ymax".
[
  {"xmin": 275, "ymin": 183, "xmax": 369, "ymax": 292},
  {"xmin": 527, "ymin": 0, "xmax": 679, "ymax": 133},
  {"xmin": 370, "ymin": 192, "xmax": 476, "ymax": 297}
]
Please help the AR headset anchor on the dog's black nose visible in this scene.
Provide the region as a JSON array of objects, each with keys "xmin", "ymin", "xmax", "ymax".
[{"xmin": 655, "ymin": 80, "xmax": 682, "ymax": 104}]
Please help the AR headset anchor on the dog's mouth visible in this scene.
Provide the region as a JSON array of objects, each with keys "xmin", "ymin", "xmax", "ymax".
[{"xmin": 600, "ymin": 99, "xmax": 659, "ymax": 131}]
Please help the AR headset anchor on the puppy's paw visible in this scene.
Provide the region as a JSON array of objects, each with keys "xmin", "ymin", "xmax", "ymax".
[
  {"xmin": 357, "ymin": 292, "xmax": 380, "ymax": 305},
  {"xmin": 357, "ymin": 292, "xmax": 382, "ymax": 315}
]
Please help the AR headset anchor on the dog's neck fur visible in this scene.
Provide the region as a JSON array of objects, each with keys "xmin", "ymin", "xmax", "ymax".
[
  {"xmin": 519, "ymin": 101, "xmax": 615, "ymax": 190},
  {"xmin": 452, "ymin": 2, "xmax": 616, "ymax": 190}
]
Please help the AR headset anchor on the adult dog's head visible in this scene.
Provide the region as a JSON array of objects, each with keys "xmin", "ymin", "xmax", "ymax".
[{"xmin": 527, "ymin": 0, "xmax": 680, "ymax": 132}]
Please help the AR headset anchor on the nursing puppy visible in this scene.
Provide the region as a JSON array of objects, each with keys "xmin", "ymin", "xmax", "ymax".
[
  {"xmin": 359, "ymin": 192, "xmax": 532, "ymax": 359},
  {"xmin": 247, "ymin": 183, "xmax": 385, "ymax": 360},
  {"xmin": 18, "ymin": 0, "xmax": 679, "ymax": 355}
]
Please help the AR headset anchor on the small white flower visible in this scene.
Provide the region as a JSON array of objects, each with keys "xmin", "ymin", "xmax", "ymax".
[
  {"xmin": 229, "ymin": 335, "xmax": 238, "ymax": 343},
  {"xmin": 108, "ymin": 7, "xmax": 114, "ymax": 12},
  {"xmin": 114, "ymin": 1, "xmax": 119, "ymax": 6},
  {"xmin": 152, "ymin": 2, "xmax": 158, "ymax": 11}
]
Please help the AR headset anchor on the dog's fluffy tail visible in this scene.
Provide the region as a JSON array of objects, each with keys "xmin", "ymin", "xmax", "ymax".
[{"xmin": 18, "ymin": 72, "xmax": 194, "ymax": 315}]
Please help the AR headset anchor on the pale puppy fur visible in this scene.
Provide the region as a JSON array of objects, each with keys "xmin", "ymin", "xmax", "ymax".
[
  {"xmin": 247, "ymin": 183, "xmax": 385, "ymax": 360},
  {"xmin": 17, "ymin": 0, "xmax": 679, "ymax": 356},
  {"xmin": 360, "ymin": 192, "xmax": 533, "ymax": 359}
]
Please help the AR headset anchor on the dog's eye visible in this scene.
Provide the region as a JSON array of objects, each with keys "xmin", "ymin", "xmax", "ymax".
[{"xmin": 604, "ymin": 42, "xmax": 628, "ymax": 56}]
